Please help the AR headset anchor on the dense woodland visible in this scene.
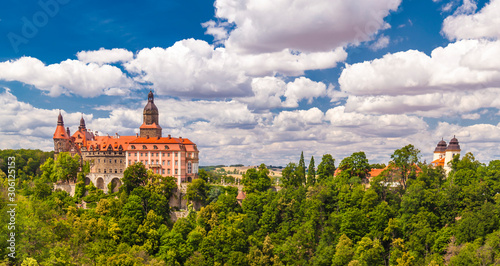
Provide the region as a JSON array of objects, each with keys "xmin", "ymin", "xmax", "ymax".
[{"xmin": 1, "ymin": 146, "xmax": 500, "ymax": 265}]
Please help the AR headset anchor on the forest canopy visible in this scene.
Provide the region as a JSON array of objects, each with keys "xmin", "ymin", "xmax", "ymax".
[{"xmin": 1, "ymin": 147, "xmax": 500, "ymax": 265}]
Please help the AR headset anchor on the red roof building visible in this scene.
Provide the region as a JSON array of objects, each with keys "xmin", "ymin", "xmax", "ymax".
[{"xmin": 53, "ymin": 91, "xmax": 199, "ymax": 190}]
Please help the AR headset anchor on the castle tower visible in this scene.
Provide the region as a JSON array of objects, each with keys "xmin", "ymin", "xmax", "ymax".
[
  {"xmin": 433, "ymin": 138, "xmax": 447, "ymax": 162},
  {"xmin": 444, "ymin": 136, "xmax": 461, "ymax": 174},
  {"xmin": 53, "ymin": 111, "xmax": 71, "ymax": 155},
  {"xmin": 140, "ymin": 91, "xmax": 162, "ymax": 138},
  {"xmin": 78, "ymin": 114, "xmax": 86, "ymax": 132}
]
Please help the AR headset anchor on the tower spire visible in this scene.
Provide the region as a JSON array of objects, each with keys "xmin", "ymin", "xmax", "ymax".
[{"xmin": 57, "ymin": 110, "xmax": 64, "ymax": 126}]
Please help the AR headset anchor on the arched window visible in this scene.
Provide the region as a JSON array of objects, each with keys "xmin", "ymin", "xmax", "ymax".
[
  {"xmin": 153, "ymin": 145, "xmax": 158, "ymax": 150},
  {"xmin": 142, "ymin": 145, "xmax": 147, "ymax": 149},
  {"xmin": 164, "ymin": 145, "xmax": 169, "ymax": 150},
  {"xmin": 130, "ymin": 145, "xmax": 136, "ymax": 150}
]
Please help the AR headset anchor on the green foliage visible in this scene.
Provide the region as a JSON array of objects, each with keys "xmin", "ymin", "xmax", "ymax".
[
  {"xmin": 53, "ymin": 152, "xmax": 80, "ymax": 183},
  {"xmin": 6, "ymin": 148, "xmax": 500, "ymax": 265},
  {"xmin": 317, "ymin": 154, "xmax": 336, "ymax": 182},
  {"xmin": 122, "ymin": 162, "xmax": 148, "ymax": 194},
  {"xmin": 185, "ymin": 179, "xmax": 209, "ymax": 204},
  {"xmin": 338, "ymin": 151, "xmax": 371, "ymax": 181},
  {"xmin": 307, "ymin": 156, "xmax": 316, "ymax": 186},
  {"xmin": 242, "ymin": 164, "xmax": 271, "ymax": 193},
  {"xmin": 390, "ymin": 144, "xmax": 420, "ymax": 189}
]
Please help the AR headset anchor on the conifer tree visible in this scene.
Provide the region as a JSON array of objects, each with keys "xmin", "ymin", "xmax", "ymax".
[
  {"xmin": 307, "ymin": 156, "xmax": 315, "ymax": 185},
  {"xmin": 298, "ymin": 151, "xmax": 306, "ymax": 184}
]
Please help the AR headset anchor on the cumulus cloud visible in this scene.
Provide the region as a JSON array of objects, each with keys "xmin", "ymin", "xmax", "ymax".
[
  {"xmin": 0, "ymin": 57, "xmax": 134, "ymax": 97},
  {"xmin": 77, "ymin": 48, "xmax": 134, "ymax": 65},
  {"xmin": 213, "ymin": 0, "xmax": 401, "ymax": 53},
  {"xmin": 344, "ymin": 88, "xmax": 500, "ymax": 117},
  {"xmin": 339, "ymin": 40, "xmax": 500, "ymax": 115},
  {"xmin": 124, "ymin": 39, "xmax": 346, "ymax": 98},
  {"xmin": 443, "ymin": 0, "xmax": 500, "ymax": 40},
  {"xmin": 283, "ymin": 77, "xmax": 329, "ymax": 108}
]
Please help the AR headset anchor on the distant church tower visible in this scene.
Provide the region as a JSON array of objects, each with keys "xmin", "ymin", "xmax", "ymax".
[
  {"xmin": 139, "ymin": 91, "xmax": 162, "ymax": 138},
  {"xmin": 444, "ymin": 136, "xmax": 461, "ymax": 174}
]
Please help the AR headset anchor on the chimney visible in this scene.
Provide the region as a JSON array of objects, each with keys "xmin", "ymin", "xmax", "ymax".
[
  {"xmin": 146, "ymin": 135, "xmax": 149, "ymax": 139},
  {"xmin": 66, "ymin": 127, "xmax": 70, "ymax": 136},
  {"xmin": 136, "ymin": 133, "xmax": 138, "ymax": 137},
  {"xmin": 157, "ymin": 136, "xmax": 160, "ymax": 140},
  {"xmin": 168, "ymin": 134, "xmax": 171, "ymax": 139}
]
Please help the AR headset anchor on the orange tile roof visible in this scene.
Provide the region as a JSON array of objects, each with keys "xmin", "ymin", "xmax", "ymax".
[
  {"xmin": 368, "ymin": 168, "xmax": 385, "ymax": 179},
  {"xmin": 130, "ymin": 137, "xmax": 195, "ymax": 145},
  {"xmin": 53, "ymin": 125, "xmax": 69, "ymax": 139},
  {"xmin": 431, "ymin": 157, "xmax": 445, "ymax": 167},
  {"xmin": 86, "ymin": 135, "xmax": 138, "ymax": 151},
  {"xmin": 236, "ymin": 191, "xmax": 246, "ymax": 200},
  {"xmin": 139, "ymin": 123, "xmax": 162, "ymax": 129}
]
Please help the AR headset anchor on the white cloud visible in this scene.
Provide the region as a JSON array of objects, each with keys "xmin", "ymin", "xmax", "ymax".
[
  {"xmin": 213, "ymin": 0, "xmax": 401, "ymax": 53},
  {"xmin": 0, "ymin": 57, "xmax": 134, "ymax": 97},
  {"xmin": 344, "ymin": 88, "xmax": 500, "ymax": 117},
  {"xmin": 369, "ymin": 35, "xmax": 390, "ymax": 51},
  {"xmin": 201, "ymin": 20, "xmax": 231, "ymax": 42},
  {"xmin": 124, "ymin": 39, "xmax": 346, "ymax": 98},
  {"xmin": 283, "ymin": 77, "xmax": 328, "ymax": 108},
  {"xmin": 339, "ymin": 39, "xmax": 500, "ymax": 106},
  {"xmin": 461, "ymin": 113, "xmax": 481, "ymax": 120},
  {"xmin": 77, "ymin": 48, "xmax": 134, "ymax": 65},
  {"xmin": 443, "ymin": 0, "xmax": 500, "ymax": 40},
  {"xmin": 273, "ymin": 108, "xmax": 324, "ymax": 131}
]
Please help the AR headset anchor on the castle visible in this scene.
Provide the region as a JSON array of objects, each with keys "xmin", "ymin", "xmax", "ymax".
[
  {"xmin": 53, "ymin": 91, "xmax": 199, "ymax": 193},
  {"xmin": 431, "ymin": 136, "xmax": 461, "ymax": 174}
]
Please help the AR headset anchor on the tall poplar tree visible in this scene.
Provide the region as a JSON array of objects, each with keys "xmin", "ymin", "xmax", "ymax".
[
  {"xmin": 307, "ymin": 156, "xmax": 315, "ymax": 185},
  {"xmin": 298, "ymin": 151, "xmax": 306, "ymax": 184}
]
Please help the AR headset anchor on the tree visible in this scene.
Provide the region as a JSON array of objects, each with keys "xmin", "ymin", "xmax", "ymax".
[
  {"xmin": 317, "ymin": 154, "xmax": 336, "ymax": 182},
  {"xmin": 298, "ymin": 151, "xmax": 306, "ymax": 184},
  {"xmin": 122, "ymin": 162, "xmax": 148, "ymax": 194},
  {"xmin": 338, "ymin": 151, "xmax": 371, "ymax": 181},
  {"xmin": 307, "ymin": 156, "xmax": 316, "ymax": 186},
  {"xmin": 281, "ymin": 163, "xmax": 303, "ymax": 187},
  {"xmin": 185, "ymin": 179, "xmax": 209, "ymax": 204},
  {"xmin": 332, "ymin": 234, "xmax": 354, "ymax": 266},
  {"xmin": 53, "ymin": 152, "xmax": 80, "ymax": 183},
  {"xmin": 242, "ymin": 164, "xmax": 271, "ymax": 193},
  {"xmin": 390, "ymin": 144, "xmax": 420, "ymax": 189}
]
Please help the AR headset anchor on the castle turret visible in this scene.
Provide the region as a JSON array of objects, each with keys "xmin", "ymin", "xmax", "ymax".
[
  {"xmin": 444, "ymin": 136, "xmax": 461, "ymax": 174},
  {"xmin": 140, "ymin": 91, "xmax": 162, "ymax": 138},
  {"xmin": 53, "ymin": 111, "xmax": 71, "ymax": 155},
  {"xmin": 78, "ymin": 114, "xmax": 86, "ymax": 132}
]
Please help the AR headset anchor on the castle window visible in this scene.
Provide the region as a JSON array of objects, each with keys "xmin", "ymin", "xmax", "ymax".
[
  {"xmin": 168, "ymin": 169, "xmax": 171, "ymax": 174},
  {"xmin": 164, "ymin": 145, "xmax": 169, "ymax": 150},
  {"xmin": 120, "ymin": 169, "xmax": 123, "ymax": 173},
  {"xmin": 109, "ymin": 169, "xmax": 112, "ymax": 173},
  {"xmin": 104, "ymin": 169, "xmax": 107, "ymax": 173},
  {"xmin": 129, "ymin": 160, "xmax": 131, "ymax": 165},
  {"xmin": 188, "ymin": 162, "xmax": 192, "ymax": 174},
  {"xmin": 142, "ymin": 145, "xmax": 147, "ymax": 149},
  {"xmin": 131, "ymin": 145, "xmax": 136, "ymax": 149},
  {"xmin": 153, "ymin": 145, "xmax": 158, "ymax": 150},
  {"xmin": 175, "ymin": 169, "xmax": 178, "ymax": 175},
  {"xmin": 167, "ymin": 153, "xmax": 170, "ymax": 157},
  {"xmin": 115, "ymin": 169, "xmax": 117, "ymax": 173},
  {"xmin": 156, "ymin": 153, "xmax": 159, "ymax": 157},
  {"xmin": 162, "ymin": 169, "xmax": 165, "ymax": 174},
  {"xmin": 162, "ymin": 160, "xmax": 165, "ymax": 165},
  {"xmin": 98, "ymin": 169, "xmax": 101, "ymax": 173},
  {"xmin": 109, "ymin": 159, "xmax": 112, "ymax": 163},
  {"xmin": 98, "ymin": 159, "xmax": 101, "ymax": 163},
  {"xmin": 115, "ymin": 159, "xmax": 117, "ymax": 163},
  {"xmin": 140, "ymin": 153, "xmax": 143, "ymax": 157},
  {"xmin": 167, "ymin": 160, "xmax": 170, "ymax": 166},
  {"xmin": 162, "ymin": 153, "xmax": 165, "ymax": 157}
]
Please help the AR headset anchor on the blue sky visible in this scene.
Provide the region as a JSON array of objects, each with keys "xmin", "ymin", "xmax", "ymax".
[{"xmin": 1, "ymin": 0, "xmax": 499, "ymax": 166}]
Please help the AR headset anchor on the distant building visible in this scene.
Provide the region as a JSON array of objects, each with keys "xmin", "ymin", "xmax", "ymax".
[
  {"xmin": 53, "ymin": 91, "xmax": 199, "ymax": 192},
  {"xmin": 431, "ymin": 136, "xmax": 461, "ymax": 174}
]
